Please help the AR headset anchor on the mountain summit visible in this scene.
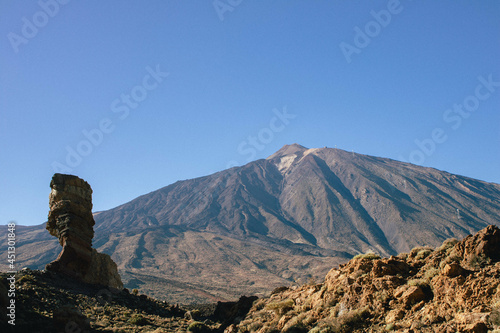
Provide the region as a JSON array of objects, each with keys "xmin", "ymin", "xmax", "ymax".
[{"xmin": 3, "ymin": 145, "xmax": 500, "ymax": 303}]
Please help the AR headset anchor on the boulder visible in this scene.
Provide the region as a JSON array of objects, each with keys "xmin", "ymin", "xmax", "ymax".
[
  {"xmin": 372, "ymin": 258, "xmax": 409, "ymax": 277},
  {"xmin": 455, "ymin": 225, "xmax": 500, "ymax": 266},
  {"xmin": 402, "ymin": 286, "xmax": 426, "ymax": 308},
  {"xmin": 442, "ymin": 263, "xmax": 467, "ymax": 278},
  {"xmin": 83, "ymin": 249, "xmax": 123, "ymax": 289}
]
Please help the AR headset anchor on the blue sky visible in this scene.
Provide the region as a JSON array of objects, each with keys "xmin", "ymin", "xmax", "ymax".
[{"xmin": 1, "ymin": 1, "xmax": 499, "ymax": 226}]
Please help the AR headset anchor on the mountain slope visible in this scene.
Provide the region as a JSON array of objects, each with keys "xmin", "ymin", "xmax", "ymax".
[{"xmin": 2, "ymin": 144, "xmax": 500, "ymax": 303}]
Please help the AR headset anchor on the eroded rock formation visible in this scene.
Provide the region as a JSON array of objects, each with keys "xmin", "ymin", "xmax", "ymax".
[{"xmin": 46, "ymin": 173, "xmax": 123, "ymax": 289}]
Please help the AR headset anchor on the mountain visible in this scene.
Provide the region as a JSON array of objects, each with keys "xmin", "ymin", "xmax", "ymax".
[{"xmin": 2, "ymin": 144, "xmax": 500, "ymax": 303}]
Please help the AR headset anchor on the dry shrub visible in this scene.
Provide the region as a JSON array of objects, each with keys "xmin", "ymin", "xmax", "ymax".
[
  {"xmin": 266, "ymin": 299, "xmax": 295, "ymax": 315},
  {"xmin": 436, "ymin": 238, "xmax": 458, "ymax": 252},
  {"xmin": 423, "ymin": 267, "xmax": 439, "ymax": 280},
  {"xmin": 353, "ymin": 252, "xmax": 380, "ymax": 260},
  {"xmin": 415, "ymin": 249, "xmax": 433, "ymax": 260}
]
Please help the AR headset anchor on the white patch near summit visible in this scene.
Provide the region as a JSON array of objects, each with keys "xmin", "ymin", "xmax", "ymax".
[{"xmin": 277, "ymin": 154, "xmax": 297, "ymax": 173}]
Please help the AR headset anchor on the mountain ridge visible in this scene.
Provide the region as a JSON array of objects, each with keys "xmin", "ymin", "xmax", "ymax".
[{"xmin": 2, "ymin": 144, "xmax": 499, "ymax": 303}]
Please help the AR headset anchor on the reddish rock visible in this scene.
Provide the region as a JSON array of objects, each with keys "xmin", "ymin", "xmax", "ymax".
[
  {"xmin": 455, "ymin": 225, "xmax": 500, "ymax": 265},
  {"xmin": 372, "ymin": 258, "xmax": 409, "ymax": 277},
  {"xmin": 442, "ymin": 263, "xmax": 466, "ymax": 277},
  {"xmin": 402, "ymin": 286, "xmax": 426, "ymax": 308}
]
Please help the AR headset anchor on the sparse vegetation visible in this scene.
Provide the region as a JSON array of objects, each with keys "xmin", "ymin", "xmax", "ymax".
[
  {"xmin": 490, "ymin": 308, "xmax": 500, "ymax": 327},
  {"xmin": 353, "ymin": 252, "xmax": 380, "ymax": 260},
  {"xmin": 128, "ymin": 314, "xmax": 149, "ymax": 326},
  {"xmin": 468, "ymin": 253, "xmax": 491, "ymax": 269},
  {"xmin": 409, "ymin": 246, "xmax": 434, "ymax": 260},
  {"xmin": 266, "ymin": 299, "xmax": 295, "ymax": 315},
  {"xmin": 439, "ymin": 252, "xmax": 462, "ymax": 269},
  {"xmin": 374, "ymin": 290, "xmax": 390, "ymax": 304},
  {"xmin": 416, "ymin": 248, "xmax": 433, "ymax": 260},
  {"xmin": 423, "ymin": 267, "xmax": 439, "ymax": 281},
  {"xmin": 333, "ymin": 306, "xmax": 371, "ymax": 332},
  {"xmin": 187, "ymin": 321, "xmax": 210, "ymax": 332},
  {"xmin": 408, "ymin": 278, "xmax": 430, "ymax": 288},
  {"xmin": 436, "ymin": 238, "xmax": 458, "ymax": 252}
]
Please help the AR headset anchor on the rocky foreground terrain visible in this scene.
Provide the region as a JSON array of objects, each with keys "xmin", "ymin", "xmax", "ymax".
[
  {"xmin": 228, "ymin": 225, "xmax": 500, "ymax": 333},
  {"xmin": 1, "ymin": 225, "xmax": 500, "ymax": 332}
]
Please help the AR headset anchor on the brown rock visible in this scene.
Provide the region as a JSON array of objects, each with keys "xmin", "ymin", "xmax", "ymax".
[
  {"xmin": 372, "ymin": 258, "xmax": 409, "ymax": 277},
  {"xmin": 224, "ymin": 324, "xmax": 237, "ymax": 333},
  {"xmin": 83, "ymin": 249, "xmax": 123, "ymax": 289},
  {"xmin": 46, "ymin": 173, "xmax": 123, "ymax": 289},
  {"xmin": 46, "ymin": 174, "xmax": 94, "ymax": 280},
  {"xmin": 455, "ymin": 312, "xmax": 490, "ymax": 325},
  {"xmin": 385, "ymin": 308, "xmax": 405, "ymax": 323},
  {"xmin": 402, "ymin": 286, "xmax": 426, "ymax": 308},
  {"xmin": 442, "ymin": 263, "xmax": 466, "ymax": 277},
  {"xmin": 463, "ymin": 322, "xmax": 489, "ymax": 333},
  {"xmin": 455, "ymin": 225, "xmax": 500, "ymax": 265}
]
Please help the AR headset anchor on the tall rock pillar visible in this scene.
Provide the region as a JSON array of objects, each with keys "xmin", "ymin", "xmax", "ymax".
[{"xmin": 46, "ymin": 173, "xmax": 123, "ymax": 289}]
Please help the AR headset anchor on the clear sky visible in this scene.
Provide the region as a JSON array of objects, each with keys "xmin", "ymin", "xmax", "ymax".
[{"xmin": 1, "ymin": 1, "xmax": 499, "ymax": 226}]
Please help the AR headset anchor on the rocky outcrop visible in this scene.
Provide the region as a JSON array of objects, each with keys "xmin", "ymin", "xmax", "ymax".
[
  {"xmin": 214, "ymin": 295, "xmax": 258, "ymax": 329},
  {"xmin": 232, "ymin": 225, "xmax": 500, "ymax": 332},
  {"xmin": 46, "ymin": 173, "xmax": 123, "ymax": 289},
  {"xmin": 455, "ymin": 224, "xmax": 500, "ymax": 266}
]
